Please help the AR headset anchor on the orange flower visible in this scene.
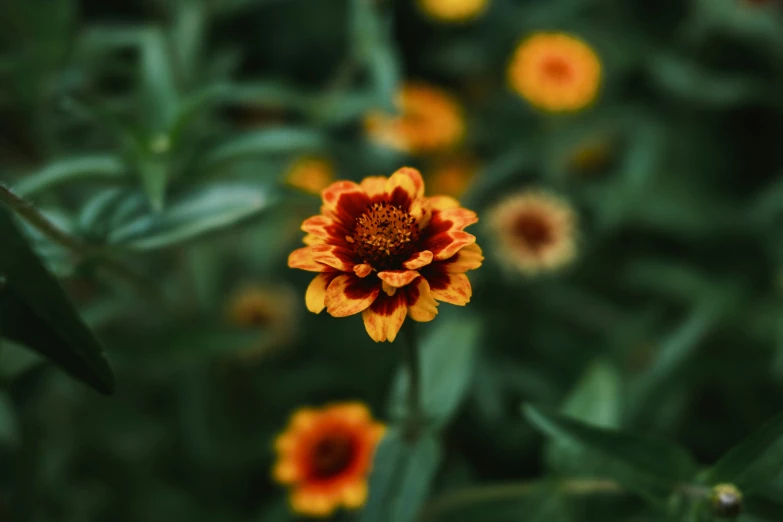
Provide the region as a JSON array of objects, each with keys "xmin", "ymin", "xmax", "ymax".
[
  {"xmin": 507, "ymin": 33, "xmax": 601, "ymax": 113},
  {"xmin": 288, "ymin": 167, "xmax": 482, "ymax": 342},
  {"xmin": 487, "ymin": 190, "xmax": 576, "ymax": 275},
  {"xmin": 286, "ymin": 157, "xmax": 335, "ymax": 195},
  {"xmin": 273, "ymin": 402, "xmax": 385, "ymax": 517},
  {"xmin": 417, "ymin": 0, "xmax": 489, "ymax": 22},
  {"xmin": 364, "ymin": 83, "xmax": 465, "ymax": 155},
  {"xmin": 427, "ymin": 155, "xmax": 478, "ymax": 200},
  {"xmin": 226, "ymin": 284, "xmax": 297, "ymax": 360}
]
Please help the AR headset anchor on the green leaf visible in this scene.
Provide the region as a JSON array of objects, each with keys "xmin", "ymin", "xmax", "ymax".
[
  {"xmin": 704, "ymin": 409, "xmax": 783, "ymax": 492},
  {"xmin": 360, "ymin": 428, "xmax": 443, "ymax": 522},
  {"xmin": 107, "ymin": 182, "xmax": 274, "ymax": 250},
  {"xmin": 0, "ymin": 207, "xmax": 115, "ymax": 394},
  {"xmin": 650, "ymin": 53, "xmax": 762, "ymax": 107},
  {"xmin": 524, "ymin": 405, "xmax": 697, "ymax": 504},
  {"xmin": 139, "ymin": 27, "xmax": 179, "ymax": 130},
  {"xmin": 13, "ymin": 155, "xmax": 126, "ymax": 197},
  {"xmin": 137, "ymin": 154, "xmax": 169, "ymax": 212},
  {"xmin": 546, "ymin": 361, "xmax": 622, "ymax": 475},
  {"xmin": 389, "ymin": 313, "xmax": 481, "ymax": 428},
  {"xmin": 204, "ymin": 128, "xmax": 326, "ymax": 167},
  {"xmin": 561, "ymin": 360, "xmax": 622, "ymax": 428}
]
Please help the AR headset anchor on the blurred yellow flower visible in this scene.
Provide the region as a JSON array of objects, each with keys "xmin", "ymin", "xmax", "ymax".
[
  {"xmin": 507, "ymin": 33, "xmax": 601, "ymax": 113},
  {"xmin": 286, "ymin": 157, "xmax": 335, "ymax": 195},
  {"xmin": 427, "ymin": 155, "xmax": 478, "ymax": 200},
  {"xmin": 364, "ymin": 83, "xmax": 465, "ymax": 155},
  {"xmin": 487, "ymin": 190, "xmax": 577, "ymax": 275},
  {"xmin": 226, "ymin": 284, "xmax": 297, "ymax": 360},
  {"xmin": 417, "ymin": 0, "xmax": 488, "ymax": 22},
  {"xmin": 273, "ymin": 402, "xmax": 385, "ymax": 517}
]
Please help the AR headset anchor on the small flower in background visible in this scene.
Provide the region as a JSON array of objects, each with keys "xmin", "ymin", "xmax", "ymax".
[
  {"xmin": 288, "ymin": 167, "xmax": 483, "ymax": 342},
  {"xmin": 507, "ymin": 32, "xmax": 601, "ymax": 113},
  {"xmin": 487, "ymin": 190, "xmax": 576, "ymax": 275},
  {"xmin": 427, "ymin": 154, "xmax": 478, "ymax": 201},
  {"xmin": 226, "ymin": 284, "xmax": 297, "ymax": 360},
  {"xmin": 273, "ymin": 402, "xmax": 385, "ymax": 517},
  {"xmin": 417, "ymin": 0, "xmax": 489, "ymax": 22},
  {"xmin": 568, "ymin": 135, "xmax": 614, "ymax": 174},
  {"xmin": 364, "ymin": 83, "xmax": 465, "ymax": 155},
  {"xmin": 285, "ymin": 157, "xmax": 335, "ymax": 195}
]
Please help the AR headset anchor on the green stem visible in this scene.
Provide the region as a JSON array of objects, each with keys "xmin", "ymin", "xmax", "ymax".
[
  {"xmin": 401, "ymin": 320, "xmax": 422, "ymax": 438},
  {"xmin": 0, "ymin": 184, "xmax": 166, "ymax": 306}
]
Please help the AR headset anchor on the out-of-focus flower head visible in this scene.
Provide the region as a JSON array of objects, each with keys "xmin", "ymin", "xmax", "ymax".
[
  {"xmin": 487, "ymin": 190, "xmax": 577, "ymax": 275},
  {"xmin": 286, "ymin": 157, "xmax": 335, "ymax": 195},
  {"xmin": 288, "ymin": 167, "xmax": 482, "ymax": 342},
  {"xmin": 226, "ymin": 284, "xmax": 297, "ymax": 360},
  {"xmin": 427, "ymin": 154, "xmax": 479, "ymax": 201},
  {"xmin": 507, "ymin": 33, "xmax": 601, "ymax": 113},
  {"xmin": 364, "ymin": 83, "xmax": 465, "ymax": 155},
  {"xmin": 417, "ymin": 0, "xmax": 489, "ymax": 22},
  {"xmin": 273, "ymin": 402, "xmax": 385, "ymax": 517}
]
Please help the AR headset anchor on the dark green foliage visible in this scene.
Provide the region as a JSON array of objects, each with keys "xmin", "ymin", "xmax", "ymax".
[{"xmin": 2, "ymin": 0, "xmax": 783, "ymax": 521}]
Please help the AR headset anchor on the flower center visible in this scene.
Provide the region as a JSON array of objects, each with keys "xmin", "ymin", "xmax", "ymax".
[
  {"xmin": 351, "ymin": 201, "xmax": 419, "ymax": 270},
  {"xmin": 309, "ymin": 434, "xmax": 356, "ymax": 480},
  {"xmin": 513, "ymin": 212, "xmax": 553, "ymax": 252},
  {"xmin": 542, "ymin": 56, "xmax": 573, "ymax": 83}
]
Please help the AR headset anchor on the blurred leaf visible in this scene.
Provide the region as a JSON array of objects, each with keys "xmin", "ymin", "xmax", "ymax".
[
  {"xmin": 204, "ymin": 128, "xmax": 326, "ymax": 167},
  {"xmin": 14, "ymin": 155, "xmax": 126, "ymax": 197},
  {"xmin": 745, "ymin": 496, "xmax": 783, "ymax": 521},
  {"xmin": 137, "ymin": 154, "xmax": 169, "ymax": 212},
  {"xmin": 389, "ymin": 314, "xmax": 480, "ymax": 428},
  {"xmin": 626, "ymin": 294, "xmax": 728, "ymax": 423},
  {"xmin": 561, "ymin": 360, "xmax": 621, "ymax": 428},
  {"xmin": 546, "ymin": 361, "xmax": 621, "ymax": 475},
  {"xmin": 0, "ymin": 393, "xmax": 20, "ymax": 448},
  {"xmin": 139, "ymin": 27, "xmax": 180, "ymax": 130},
  {"xmin": 524, "ymin": 405, "xmax": 697, "ymax": 504},
  {"xmin": 108, "ymin": 182, "xmax": 274, "ymax": 250},
  {"xmin": 351, "ymin": 0, "xmax": 400, "ymax": 110},
  {"xmin": 171, "ymin": 0, "xmax": 205, "ymax": 87},
  {"xmin": 0, "ymin": 339, "xmax": 44, "ymax": 380},
  {"xmin": 649, "ymin": 53, "xmax": 762, "ymax": 107},
  {"xmin": 704, "ymin": 409, "xmax": 783, "ymax": 492},
  {"xmin": 0, "ymin": 206, "xmax": 115, "ymax": 394},
  {"xmin": 361, "ymin": 428, "xmax": 442, "ymax": 522}
]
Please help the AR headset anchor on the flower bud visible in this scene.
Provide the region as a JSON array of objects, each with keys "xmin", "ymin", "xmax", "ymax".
[{"xmin": 710, "ymin": 483, "xmax": 742, "ymax": 519}]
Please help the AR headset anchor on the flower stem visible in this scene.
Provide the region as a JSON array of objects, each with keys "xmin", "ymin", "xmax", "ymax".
[{"xmin": 401, "ymin": 320, "xmax": 423, "ymax": 438}]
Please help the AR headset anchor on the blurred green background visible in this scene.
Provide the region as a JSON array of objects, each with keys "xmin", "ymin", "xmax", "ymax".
[{"xmin": 2, "ymin": 0, "xmax": 783, "ymax": 521}]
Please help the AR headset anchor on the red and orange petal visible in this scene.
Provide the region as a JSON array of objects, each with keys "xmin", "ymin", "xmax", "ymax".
[
  {"xmin": 273, "ymin": 403, "xmax": 386, "ymax": 517},
  {"xmin": 288, "ymin": 166, "xmax": 482, "ymax": 342},
  {"xmin": 507, "ymin": 32, "xmax": 601, "ymax": 113},
  {"xmin": 364, "ymin": 84, "xmax": 465, "ymax": 155}
]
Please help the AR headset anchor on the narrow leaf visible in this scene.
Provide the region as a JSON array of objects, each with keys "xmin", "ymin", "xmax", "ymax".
[
  {"xmin": 0, "ymin": 207, "xmax": 115, "ymax": 394},
  {"xmin": 524, "ymin": 405, "xmax": 697, "ymax": 504},
  {"xmin": 204, "ymin": 128, "xmax": 326, "ymax": 167},
  {"xmin": 108, "ymin": 183, "xmax": 273, "ymax": 250},
  {"xmin": 14, "ymin": 155, "xmax": 126, "ymax": 197}
]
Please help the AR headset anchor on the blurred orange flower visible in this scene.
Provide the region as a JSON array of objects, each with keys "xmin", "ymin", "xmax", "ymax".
[
  {"xmin": 273, "ymin": 402, "xmax": 385, "ymax": 517},
  {"xmin": 427, "ymin": 155, "xmax": 478, "ymax": 200},
  {"xmin": 227, "ymin": 284, "xmax": 297, "ymax": 359},
  {"xmin": 417, "ymin": 0, "xmax": 488, "ymax": 22},
  {"xmin": 507, "ymin": 33, "xmax": 601, "ymax": 113},
  {"xmin": 288, "ymin": 167, "xmax": 482, "ymax": 342},
  {"xmin": 364, "ymin": 83, "xmax": 465, "ymax": 155},
  {"xmin": 488, "ymin": 190, "xmax": 576, "ymax": 275},
  {"xmin": 286, "ymin": 157, "xmax": 335, "ymax": 195},
  {"xmin": 568, "ymin": 136, "xmax": 613, "ymax": 173}
]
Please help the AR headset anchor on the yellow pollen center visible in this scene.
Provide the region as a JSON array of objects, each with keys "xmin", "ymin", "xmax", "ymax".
[{"xmin": 351, "ymin": 202, "xmax": 419, "ymax": 269}]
